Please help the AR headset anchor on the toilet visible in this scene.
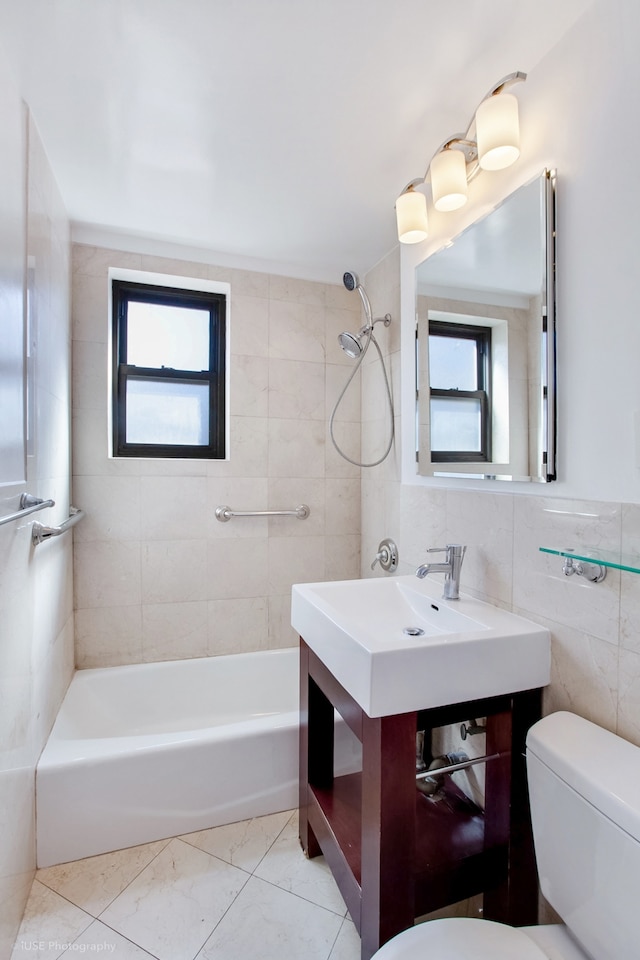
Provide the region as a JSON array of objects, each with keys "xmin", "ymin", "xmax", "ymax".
[{"xmin": 372, "ymin": 711, "xmax": 640, "ymax": 959}]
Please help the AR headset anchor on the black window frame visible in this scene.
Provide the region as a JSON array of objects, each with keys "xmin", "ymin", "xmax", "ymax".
[
  {"xmin": 428, "ymin": 320, "xmax": 492, "ymax": 463},
  {"xmin": 112, "ymin": 279, "xmax": 226, "ymax": 459}
]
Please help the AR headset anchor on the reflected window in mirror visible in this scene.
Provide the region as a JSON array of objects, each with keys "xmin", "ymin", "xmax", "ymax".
[{"xmin": 429, "ymin": 320, "xmax": 491, "ymax": 462}]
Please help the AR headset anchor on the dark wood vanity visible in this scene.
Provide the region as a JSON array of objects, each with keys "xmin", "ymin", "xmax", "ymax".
[{"xmin": 298, "ymin": 639, "xmax": 543, "ymax": 960}]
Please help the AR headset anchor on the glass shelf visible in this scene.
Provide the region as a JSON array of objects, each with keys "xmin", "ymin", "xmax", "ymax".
[{"xmin": 539, "ymin": 546, "xmax": 640, "ymax": 575}]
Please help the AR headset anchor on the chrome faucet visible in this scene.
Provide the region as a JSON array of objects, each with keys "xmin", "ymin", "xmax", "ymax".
[{"xmin": 415, "ymin": 544, "xmax": 467, "ymax": 600}]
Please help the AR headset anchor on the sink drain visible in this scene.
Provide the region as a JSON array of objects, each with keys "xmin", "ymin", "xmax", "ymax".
[{"xmin": 403, "ymin": 626, "xmax": 425, "ymax": 637}]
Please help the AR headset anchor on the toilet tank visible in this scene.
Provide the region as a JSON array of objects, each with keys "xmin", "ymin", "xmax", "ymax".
[{"xmin": 526, "ymin": 712, "xmax": 640, "ymax": 960}]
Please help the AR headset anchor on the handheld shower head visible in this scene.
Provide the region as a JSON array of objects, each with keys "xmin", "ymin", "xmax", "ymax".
[
  {"xmin": 342, "ymin": 269, "xmax": 372, "ymax": 324},
  {"xmin": 338, "ymin": 330, "xmax": 365, "ymax": 359},
  {"xmin": 342, "ymin": 271, "xmax": 359, "ymax": 292},
  {"xmin": 332, "ymin": 272, "xmax": 395, "ymax": 466}
]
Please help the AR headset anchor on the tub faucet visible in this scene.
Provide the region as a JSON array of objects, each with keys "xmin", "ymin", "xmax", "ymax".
[{"xmin": 415, "ymin": 544, "xmax": 467, "ymax": 600}]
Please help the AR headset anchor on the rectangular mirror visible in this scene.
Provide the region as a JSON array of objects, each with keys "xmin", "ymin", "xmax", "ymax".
[{"xmin": 416, "ymin": 169, "xmax": 556, "ymax": 482}]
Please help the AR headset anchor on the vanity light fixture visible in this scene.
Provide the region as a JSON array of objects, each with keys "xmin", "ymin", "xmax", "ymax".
[
  {"xmin": 395, "ymin": 185, "xmax": 429, "ymax": 244},
  {"xmin": 395, "ymin": 72, "xmax": 526, "ymax": 243}
]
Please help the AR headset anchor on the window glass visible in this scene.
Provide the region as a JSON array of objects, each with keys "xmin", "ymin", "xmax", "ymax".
[
  {"xmin": 126, "ymin": 302, "xmax": 210, "ymax": 370},
  {"xmin": 429, "ymin": 335, "xmax": 478, "ymax": 390},
  {"xmin": 430, "ymin": 397, "xmax": 481, "ymax": 452},
  {"xmin": 125, "ymin": 379, "xmax": 209, "ymax": 446}
]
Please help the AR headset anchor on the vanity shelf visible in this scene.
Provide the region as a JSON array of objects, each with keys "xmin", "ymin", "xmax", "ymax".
[
  {"xmin": 539, "ymin": 546, "xmax": 640, "ymax": 574},
  {"xmin": 299, "ymin": 640, "xmax": 542, "ymax": 960}
]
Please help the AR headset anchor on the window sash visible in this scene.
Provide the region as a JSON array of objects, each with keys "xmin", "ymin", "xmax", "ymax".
[
  {"xmin": 429, "ymin": 320, "xmax": 492, "ymax": 463},
  {"xmin": 112, "ymin": 280, "xmax": 226, "ymax": 459},
  {"xmin": 430, "ymin": 389, "xmax": 490, "ymax": 462}
]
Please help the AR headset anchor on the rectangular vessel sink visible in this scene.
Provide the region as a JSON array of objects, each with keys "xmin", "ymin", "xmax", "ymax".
[{"xmin": 291, "ymin": 575, "xmax": 550, "ymax": 717}]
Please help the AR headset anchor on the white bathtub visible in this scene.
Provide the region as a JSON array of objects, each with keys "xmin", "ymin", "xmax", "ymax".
[{"xmin": 36, "ymin": 647, "xmax": 360, "ymax": 867}]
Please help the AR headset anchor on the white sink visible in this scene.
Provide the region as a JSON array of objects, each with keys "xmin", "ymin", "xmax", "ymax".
[{"xmin": 291, "ymin": 575, "xmax": 550, "ymax": 717}]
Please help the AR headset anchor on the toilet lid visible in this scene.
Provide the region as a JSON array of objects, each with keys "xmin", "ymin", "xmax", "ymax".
[{"xmin": 371, "ymin": 918, "xmax": 549, "ymax": 960}]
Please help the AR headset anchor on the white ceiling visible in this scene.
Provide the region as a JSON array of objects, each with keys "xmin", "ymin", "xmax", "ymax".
[{"xmin": 0, "ymin": 0, "xmax": 593, "ymax": 282}]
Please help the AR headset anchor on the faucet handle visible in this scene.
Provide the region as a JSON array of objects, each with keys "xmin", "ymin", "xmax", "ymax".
[
  {"xmin": 428, "ymin": 544, "xmax": 466, "ymax": 556},
  {"xmin": 371, "ymin": 538, "xmax": 398, "ymax": 572}
]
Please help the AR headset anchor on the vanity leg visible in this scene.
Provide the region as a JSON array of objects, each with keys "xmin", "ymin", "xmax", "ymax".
[
  {"xmin": 483, "ymin": 688, "xmax": 542, "ymax": 925},
  {"xmin": 299, "ymin": 639, "xmax": 333, "ymax": 859},
  {"xmin": 360, "ymin": 710, "xmax": 417, "ymax": 960}
]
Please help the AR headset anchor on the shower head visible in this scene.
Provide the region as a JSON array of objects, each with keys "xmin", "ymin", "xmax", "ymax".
[
  {"xmin": 342, "ymin": 269, "xmax": 372, "ymax": 324},
  {"xmin": 338, "ymin": 330, "xmax": 365, "ymax": 359},
  {"xmin": 342, "ymin": 271, "xmax": 359, "ymax": 292}
]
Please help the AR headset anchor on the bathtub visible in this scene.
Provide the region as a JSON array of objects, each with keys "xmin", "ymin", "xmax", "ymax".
[{"xmin": 36, "ymin": 646, "xmax": 361, "ymax": 867}]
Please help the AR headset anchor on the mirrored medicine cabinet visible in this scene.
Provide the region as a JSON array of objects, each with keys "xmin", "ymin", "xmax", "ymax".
[{"xmin": 415, "ymin": 169, "xmax": 556, "ymax": 482}]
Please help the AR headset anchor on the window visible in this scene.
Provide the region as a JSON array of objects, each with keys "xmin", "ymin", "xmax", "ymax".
[
  {"xmin": 428, "ymin": 320, "xmax": 491, "ymax": 462},
  {"xmin": 112, "ymin": 280, "xmax": 226, "ymax": 458}
]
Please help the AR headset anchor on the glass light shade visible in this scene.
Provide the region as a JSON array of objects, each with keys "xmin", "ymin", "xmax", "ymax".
[
  {"xmin": 396, "ymin": 188, "xmax": 428, "ymax": 244},
  {"xmin": 476, "ymin": 93, "xmax": 520, "ymax": 171},
  {"xmin": 430, "ymin": 148, "xmax": 468, "ymax": 212}
]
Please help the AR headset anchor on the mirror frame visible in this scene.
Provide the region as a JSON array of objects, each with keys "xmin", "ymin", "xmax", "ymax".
[{"xmin": 415, "ymin": 169, "xmax": 557, "ymax": 482}]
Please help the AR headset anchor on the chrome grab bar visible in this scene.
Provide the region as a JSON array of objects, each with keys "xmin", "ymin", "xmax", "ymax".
[
  {"xmin": 215, "ymin": 504, "xmax": 310, "ymax": 522},
  {"xmin": 0, "ymin": 493, "xmax": 56, "ymax": 528},
  {"xmin": 32, "ymin": 507, "xmax": 85, "ymax": 545}
]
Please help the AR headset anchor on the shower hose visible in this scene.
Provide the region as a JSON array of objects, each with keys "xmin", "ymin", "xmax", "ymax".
[{"xmin": 329, "ymin": 329, "xmax": 395, "ymax": 468}]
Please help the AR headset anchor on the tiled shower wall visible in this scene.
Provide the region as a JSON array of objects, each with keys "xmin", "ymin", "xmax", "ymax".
[
  {"xmin": 363, "ymin": 248, "xmax": 640, "ymax": 745},
  {"xmin": 0, "ymin": 110, "xmax": 72, "ymax": 955},
  {"xmin": 71, "ymin": 245, "xmax": 362, "ymax": 667}
]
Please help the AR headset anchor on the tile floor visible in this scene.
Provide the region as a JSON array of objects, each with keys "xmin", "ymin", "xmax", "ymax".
[{"xmin": 10, "ymin": 810, "xmax": 361, "ymax": 960}]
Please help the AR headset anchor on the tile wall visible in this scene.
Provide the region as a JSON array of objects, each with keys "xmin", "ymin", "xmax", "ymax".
[
  {"xmin": 363, "ymin": 248, "xmax": 640, "ymax": 746},
  {"xmin": 72, "ymin": 246, "xmax": 363, "ymax": 667},
  {"xmin": 0, "ymin": 112, "xmax": 72, "ymax": 955}
]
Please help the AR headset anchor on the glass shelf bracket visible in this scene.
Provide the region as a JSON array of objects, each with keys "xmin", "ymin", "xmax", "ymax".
[{"xmin": 540, "ymin": 546, "xmax": 640, "ymax": 580}]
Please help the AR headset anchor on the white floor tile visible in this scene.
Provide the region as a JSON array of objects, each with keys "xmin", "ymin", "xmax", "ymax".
[
  {"xmin": 181, "ymin": 810, "xmax": 292, "ymax": 872},
  {"xmin": 99, "ymin": 838, "xmax": 249, "ymax": 960},
  {"xmin": 11, "ymin": 881, "xmax": 93, "ymax": 960},
  {"xmin": 198, "ymin": 875, "xmax": 343, "ymax": 960},
  {"xmin": 18, "ymin": 813, "xmax": 363, "ymax": 960},
  {"xmin": 59, "ymin": 921, "xmax": 157, "ymax": 959},
  {"xmin": 254, "ymin": 813, "xmax": 348, "ymax": 916},
  {"xmin": 329, "ymin": 918, "xmax": 362, "ymax": 960},
  {"xmin": 36, "ymin": 840, "xmax": 170, "ymax": 916}
]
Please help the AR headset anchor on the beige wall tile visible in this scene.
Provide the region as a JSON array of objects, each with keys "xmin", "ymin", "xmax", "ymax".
[
  {"xmin": 207, "ymin": 537, "xmax": 269, "ymax": 600},
  {"xmin": 268, "ymin": 595, "xmax": 299, "ymax": 650},
  {"xmin": 140, "ymin": 477, "xmax": 208, "ymax": 541},
  {"xmin": 74, "ymin": 540, "xmax": 142, "ymax": 609},
  {"xmin": 231, "ymin": 355, "xmax": 269, "ymax": 418},
  {"xmin": 267, "ymin": 536, "xmax": 325, "ymax": 596},
  {"xmin": 142, "ymin": 601, "xmax": 209, "ymax": 661},
  {"xmin": 141, "ymin": 540, "xmax": 208, "ymax": 604},
  {"xmin": 268, "ymin": 418, "xmax": 325, "ymax": 478},
  {"xmin": 72, "ymin": 248, "xmax": 360, "ymax": 666},
  {"xmin": 208, "ymin": 597, "xmax": 269, "ymax": 655},
  {"xmin": 268, "ymin": 359, "xmax": 325, "ymax": 421},
  {"xmin": 74, "ymin": 605, "xmax": 144, "ymax": 667},
  {"xmin": 72, "ymin": 476, "xmax": 141, "ymax": 542},
  {"xmin": 269, "ymin": 301, "xmax": 325, "ymax": 363},
  {"xmin": 230, "ymin": 295, "xmax": 269, "ymax": 358}
]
